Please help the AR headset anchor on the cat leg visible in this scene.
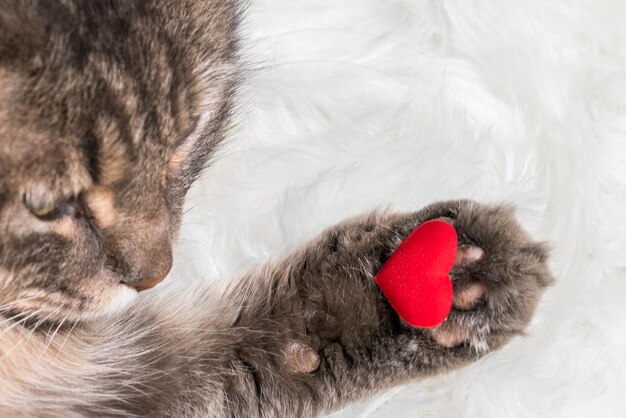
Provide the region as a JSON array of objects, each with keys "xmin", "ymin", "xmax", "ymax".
[{"xmin": 209, "ymin": 200, "xmax": 553, "ymax": 416}]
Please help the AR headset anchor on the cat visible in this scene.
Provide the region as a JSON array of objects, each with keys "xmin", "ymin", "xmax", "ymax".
[{"xmin": 0, "ymin": 1, "xmax": 553, "ymax": 417}]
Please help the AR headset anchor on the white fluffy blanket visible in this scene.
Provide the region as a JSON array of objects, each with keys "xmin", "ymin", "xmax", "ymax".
[{"xmin": 167, "ymin": 1, "xmax": 626, "ymax": 416}]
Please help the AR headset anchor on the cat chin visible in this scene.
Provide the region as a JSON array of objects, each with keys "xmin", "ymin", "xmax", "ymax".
[
  {"xmin": 82, "ymin": 284, "xmax": 139, "ymax": 321},
  {"xmin": 4, "ymin": 283, "xmax": 139, "ymax": 324}
]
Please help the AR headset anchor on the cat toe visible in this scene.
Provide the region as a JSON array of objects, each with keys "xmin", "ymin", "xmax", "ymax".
[{"xmin": 451, "ymin": 246, "xmax": 486, "ymax": 309}]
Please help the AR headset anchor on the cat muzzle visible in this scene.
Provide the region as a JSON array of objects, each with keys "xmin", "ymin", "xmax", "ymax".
[{"xmin": 122, "ymin": 250, "xmax": 173, "ymax": 292}]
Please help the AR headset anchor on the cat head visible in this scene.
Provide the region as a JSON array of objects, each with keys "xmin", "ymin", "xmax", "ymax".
[{"xmin": 0, "ymin": 1, "xmax": 240, "ymax": 322}]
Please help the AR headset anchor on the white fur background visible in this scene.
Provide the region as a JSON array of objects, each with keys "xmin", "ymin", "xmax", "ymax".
[{"xmin": 166, "ymin": 1, "xmax": 626, "ymax": 416}]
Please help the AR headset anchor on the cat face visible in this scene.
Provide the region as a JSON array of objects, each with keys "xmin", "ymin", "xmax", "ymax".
[{"xmin": 0, "ymin": 2, "xmax": 239, "ymax": 322}]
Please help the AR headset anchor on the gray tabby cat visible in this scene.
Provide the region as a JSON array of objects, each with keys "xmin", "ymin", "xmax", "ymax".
[{"xmin": 0, "ymin": 1, "xmax": 553, "ymax": 417}]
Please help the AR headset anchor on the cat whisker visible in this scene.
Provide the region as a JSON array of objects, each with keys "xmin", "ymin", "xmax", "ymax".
[
  {"xmin": 58, "ymin": 319, "xmax": 80, "ymax": 353},
  {"xmin": 35, "ymin": 316, "xmax": 67, "ymax": 366},
  {"xmin": 0, "ymin": 309, "xmax": 44, "ymax": 344},
  {"xmin": 1, "ymin": 307, "xmax": 61, "ymax": 361},
  {"xmin": 0, "ymin": 296, "xmax": 40, "ymax": 312},
  {"xmin": 0, "ymin": 310, "xmax": 35, "ymax": 329}
]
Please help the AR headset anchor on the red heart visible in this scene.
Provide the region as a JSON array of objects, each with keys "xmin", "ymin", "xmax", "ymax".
[{"xmin": 375, "ymin": 220, "xmax": 457, "ymax": 328}]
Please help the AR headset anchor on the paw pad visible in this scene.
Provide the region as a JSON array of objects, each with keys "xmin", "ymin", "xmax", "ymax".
[
  {"xmin": 455, "ymin": 245, "xmax": 484, "ymax": 266},
  {"xmin": 453, "ymin": 282, "xmax": 486, "ymax": 310},
  {"xmin": 432, "ymin": 328, "xmax": 469, "ymax": 348},
  {"xmin": 284, "ymin": 342, "xmax": 320, "ymax": 374}
]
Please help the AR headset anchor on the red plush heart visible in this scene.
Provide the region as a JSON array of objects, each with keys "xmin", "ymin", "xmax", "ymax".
[{"xmin": 375, "ymin": 220, "xmax": 457, "ymax": 328}]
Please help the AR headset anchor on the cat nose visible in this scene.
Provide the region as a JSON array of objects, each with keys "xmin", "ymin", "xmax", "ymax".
[
  {"xmin": 132, "ymin": 271, "xmax": 168, "ymax": 292},
  {"xmin": 130, "ymin": 251, "xmax": 173, "ymax": 292}
]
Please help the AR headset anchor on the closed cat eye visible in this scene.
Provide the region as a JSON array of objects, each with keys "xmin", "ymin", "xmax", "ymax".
[
  {"xmin": 24, "ymin": 198, "xmax": 79, "ymax": 221},
  {"xmin": 24, "ymin": 199, "xmax": 60, "ymax": 220}
]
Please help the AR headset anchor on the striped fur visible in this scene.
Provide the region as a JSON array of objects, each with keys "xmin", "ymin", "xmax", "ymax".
[{"xmin": 0, "ymin": 2, "xmax": 552, "ymax": 417}]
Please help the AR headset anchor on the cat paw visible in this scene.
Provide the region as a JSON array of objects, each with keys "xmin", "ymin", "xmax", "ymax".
[{"xmin": 422, "ymin": 202, "xmax": 553, "ymax": 353}]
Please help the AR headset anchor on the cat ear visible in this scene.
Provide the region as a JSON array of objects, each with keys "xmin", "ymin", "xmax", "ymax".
[
  {"xmin": 168, "ymin": 135, "xmax": 196, "ymax": 175},
  {"xmin": 166, "ymin": 109, "xmax": 215, "ymax": 185}
]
